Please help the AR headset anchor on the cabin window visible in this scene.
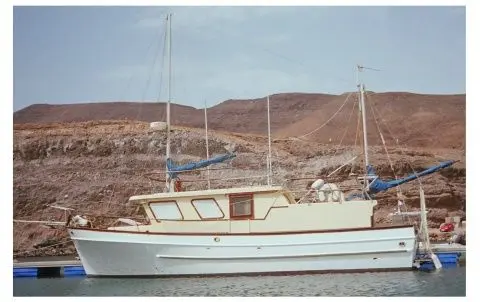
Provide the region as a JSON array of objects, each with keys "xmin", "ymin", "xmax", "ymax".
[
  {"xmin": 229, "ymin": 194, "xmax": 253, "ymax": 219},
  {"xmin": 191, "ymin": 199, "xmax": 224, "ymax": 219},
  {"xmin": 149, "ymin": 201, "xmax": 183, "ymax": 220}
]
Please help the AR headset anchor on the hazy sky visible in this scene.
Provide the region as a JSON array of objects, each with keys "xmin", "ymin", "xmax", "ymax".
[{"xmin": 13, "ymin": 6, "xmax": 465, "ymax": 111}]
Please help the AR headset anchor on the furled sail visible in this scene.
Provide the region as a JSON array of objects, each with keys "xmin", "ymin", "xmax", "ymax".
[{"xmin": 166, "ymin": 153, "xmax": 236, "ymax": 179}]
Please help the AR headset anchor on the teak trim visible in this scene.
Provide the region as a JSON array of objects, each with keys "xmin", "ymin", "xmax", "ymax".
[
  {"xmin": 228, "ymin": 193, "xmax": 254, "ymax": 220},
  {"xmin": 69, "ymin": 224, "xmax": 416, "ymax": 236}
]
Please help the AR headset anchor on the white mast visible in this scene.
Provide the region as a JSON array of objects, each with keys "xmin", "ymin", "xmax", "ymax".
[
  {"xmin": 359, "ymin": 84, "xmax": 369, "ymax": 167},
  {"xmin": 267, "ymin": 95, "xmax": 272, "ymax": 186},
  {"xmin": 165, "ymin": 13, "xmax": 173, "ymax": 192},
  {"xmin": 357, "ymin": 65, "xmax": 370, "ymax": 190},
  {"xmin": 204, "ymin": 100, "xmax": 211, "ymax": 189}
]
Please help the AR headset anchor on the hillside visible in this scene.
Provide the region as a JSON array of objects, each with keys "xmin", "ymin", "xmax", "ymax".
[
  {"xmin": 13, "ymin": 92, "xmax": 466, "ymax": 149},
  {"xmin": 13, "ymin": 121, "xmax": 465, "ymax": 257},
  {"xmin": 12, "ymin": 92, "xmax": 466, "ymax": 257}
]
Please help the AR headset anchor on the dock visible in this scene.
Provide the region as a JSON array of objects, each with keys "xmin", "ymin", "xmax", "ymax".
[
  {"xmin": 414, "ymin": 243, "xmax": 466, "ymax": 270},
  {"xmin": 13, "ymin": 260, "xmax": 85, "ymax": 278},
  {"xmin": 419, "ymin": 243, "xmax": 466, "ymax": 261}
]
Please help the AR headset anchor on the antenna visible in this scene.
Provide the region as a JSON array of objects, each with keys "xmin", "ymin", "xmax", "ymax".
[
  {"xmin": 356, "ymin": 64, "xmax": 381, "ymax": 87},
  {"xmin": 358, "ymin": 65, "xmax": 381, "ymax": 72}
]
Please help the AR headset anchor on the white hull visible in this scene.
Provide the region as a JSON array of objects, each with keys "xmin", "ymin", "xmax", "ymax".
[{"xmin": 68, "ymin": 226, "xmax": 417, "ymax": 276}]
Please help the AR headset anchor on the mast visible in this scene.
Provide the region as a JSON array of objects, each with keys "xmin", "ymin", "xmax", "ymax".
[
  {"xmin": 357, "ymin": 65, "xmax": 369, "ymax": 190},
  {"xmin": 359, "ymin": 84, "xmax": 369, "ymax": 167},
  {"xmin": 204, "ymin": 100, "xmax": 211, "ymax": 189},
  {"xmin": 165, "ymin": 13, "xmax": 173, "ymax": 192},
  {"xmin": 266, "ymin": 95, "xmax": 272, "ymax": 186}
]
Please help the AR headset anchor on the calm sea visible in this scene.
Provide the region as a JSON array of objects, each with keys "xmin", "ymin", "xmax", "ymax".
[{"xmin": 13, "ymin": 266, "xmax": 466, "ymax": 297}]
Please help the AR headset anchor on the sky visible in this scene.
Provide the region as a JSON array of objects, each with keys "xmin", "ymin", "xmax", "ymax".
[{"xmin": 13, "ymin": 5, "xmax": 466, "ymax": 111}]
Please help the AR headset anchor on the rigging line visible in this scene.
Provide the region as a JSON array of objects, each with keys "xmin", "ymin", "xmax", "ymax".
[
  {"xmin": 139, "ymin": 16, "xmax": 169, "ymax": 191},
  {"xmin": 350, "ymin": 105, "xmax": 360, "ymax": 174},
  {"xmin": 348, "ymin": 94, "xmax": 362, "ymax": 174},
  {"xmin": 354, "ymin": 94, "xmax": 362, "ymax": 150},
  {"xmin": 149, "ymin": 17, "xmax": 168, "ymax": 191},
  {"xmin": 365, "ymin": 91, "xmax": 424, "ymax": 189},
  {"xmin": 156, "ymin": 16, "xmax": 169, "ymax": 124},
  {"xmin": 137, "ymin": 18, "xmax": 168, "ymax": 121},
  {"xmin": 327, "ymin": 94, "xmax": 357, "ymax": 177},
  {"xmin": 119, "ymin": 16, "xmax": 166, "ymax": 105},
  {"xmin": 171, "ymin": 21, "xmax": 353, "ymax": 86},
  {"xmin": 297, "ymin": 92, "xmax": 353, "ymax": 139},
  {"xmin": 366, "ymin": 93, "xmax": 402, "ymax": 193},
  {"xmin": 366, "ymin": 94, "xmax": 398, "ymax": 180},
  {"xmin": 366, "ymin": 95, "xmax": 412, "ymax": 224},
  {"xmin": 331, "ymin": 93, "xmax": 358, "ymax": 158}
]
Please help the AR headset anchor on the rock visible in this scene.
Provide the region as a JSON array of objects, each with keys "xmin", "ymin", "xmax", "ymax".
[{"xmin": 13, "ymin": 121, "xmax": 465, "ymax": 256}]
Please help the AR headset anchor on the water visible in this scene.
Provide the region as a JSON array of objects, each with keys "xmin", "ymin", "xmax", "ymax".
[{"xmin": 14, "ymin": 266, "xmax": 465, "ymax": 297}]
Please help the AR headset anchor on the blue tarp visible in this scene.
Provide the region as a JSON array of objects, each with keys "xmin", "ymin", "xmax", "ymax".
[
  {"xmin": 166, "ymin": 153, "xmax": 236, "ymax": 179},
  {"xmin": 367, "ymin": 160, "xmax": 455, "ymax": 194},
  {"xmin": 346, "ymin": 160, "xmax": 455, "ymax": 200}
]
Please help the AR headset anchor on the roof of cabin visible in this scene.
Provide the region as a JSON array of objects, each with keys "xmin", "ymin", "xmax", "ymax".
[{"xmin": 129, "ymin": 185, "xmax": 287, "ymax": 202}]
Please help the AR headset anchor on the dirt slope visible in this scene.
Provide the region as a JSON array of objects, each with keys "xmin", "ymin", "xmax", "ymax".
[
  {"xmin": 13, "ymin": 121, "xmax": 465, "ymax": 257},
  {"xmin": 276, "ymin": 92, "xmax": 466, "ymax": 149},
  {"xmin": 12, "ymin": 91, "xmax": 466, "ymax": 257},
  {"xmin": 14, "ymin": 92, "xmax": 465, "ymax": 149}
]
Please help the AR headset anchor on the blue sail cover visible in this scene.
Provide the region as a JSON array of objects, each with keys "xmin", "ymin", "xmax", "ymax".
[
  {"xmin": 166, "ymin": 153, "xmax": 236, "ymax": 179},
  {"xmin": 367, "ymin": 160, "xmax": 455, "ymax": 194}
]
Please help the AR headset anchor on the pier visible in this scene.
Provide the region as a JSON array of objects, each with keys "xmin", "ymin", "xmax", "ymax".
[
  {"xmin": 13, "ymin": 259, "xmax": 85, "ymax": 278},
  {"xmin": 418, "ymin": 243, "xmax": 466, "ymax": 260}
]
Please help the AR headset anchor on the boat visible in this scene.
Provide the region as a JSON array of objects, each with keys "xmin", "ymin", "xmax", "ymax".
[{"xmin": 64, "ymin": 14, "xmax": 455, "ymax": 277}]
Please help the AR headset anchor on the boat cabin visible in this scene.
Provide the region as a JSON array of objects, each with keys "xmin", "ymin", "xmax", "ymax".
[{"xmin": 107, "ymin": 185, "xmax": 378, "ymax": 234}]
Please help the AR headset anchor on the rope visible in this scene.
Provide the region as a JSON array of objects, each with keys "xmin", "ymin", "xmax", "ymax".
[
  {"xmin": 14, "ymin": 239, "xmax": 73, "ymax": 257},
  {"xmin": 365, "ymin": 91, "xmax": 440, "ymax": 226},
  {"xmin": 297, "ymin": 93, "xmax": 353, "ymax": 139},
  {"xmin": 156, "ymin": 16, "xmax": 169, "ymax": 123},
  {"xmin": 145, "ymin": 165, "xmax": 241, "ymax": 175},
  {"xmin": 326, "ymin": 94, "xmax": 358, "ymax": 176},
  {"xmin": 367, "ymin": 94, "xmax": 400, "ymax": 185},
  {"xmin": 365, "ymin": 92, "xmax": 425, "ymax": 189},
  {"xmin": 349, "ymin": 94, "xmax": 362, "ymax": 175},
  {"xmin": 143, "ymin": 174, "xmax": 271, "ymax": 184},
  {"xmin": 133, "ymin": 16, "xmax": 168, "ymax": 193},
  {"xmin": 199, "ymin": 175, "xmax": 269, "ymax": 182},
  {"xmin": 331, "ymin": 93, "xmax": 358, "ymax": 157},
  {"xmin": 119, "ymin": 17, "xmax": 165, "ymax": 105},
  {"xmin": 137, "ymin": 18, "xmax": 167, "ymax": 120},
  {"xmin": 170, "ymin": 21, "xmax": 354, "ymax": 87},
  {"xmin": 366, "ymin": 93, "xmax": 412, "ymax": 225}
]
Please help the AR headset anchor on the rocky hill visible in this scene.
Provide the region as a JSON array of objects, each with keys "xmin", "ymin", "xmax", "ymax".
[
  {"xmin": 14, "ymin": 92, "xmax": 466, "ymax": 148},
  {"xmin": 13, "ymin": 92, "xmax": 466, "ymax": 257}
]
